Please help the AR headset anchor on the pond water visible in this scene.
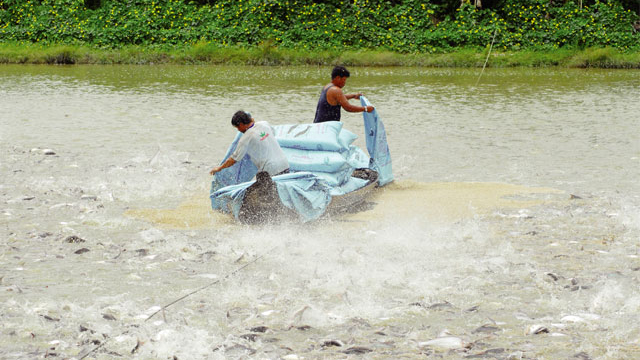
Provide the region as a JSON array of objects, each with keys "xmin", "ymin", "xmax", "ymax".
[{"xmin": 1, "ymin": 65, "xmax": 639, "ymax": 359}]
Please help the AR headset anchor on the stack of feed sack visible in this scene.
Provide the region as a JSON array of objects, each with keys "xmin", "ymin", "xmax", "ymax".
[{"xmin": 272, "ymin": 122, "xmax": 370, "ymax": 187}]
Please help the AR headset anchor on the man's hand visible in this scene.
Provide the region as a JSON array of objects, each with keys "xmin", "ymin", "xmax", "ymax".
[
  {"xmin": 209, "ymin": 158, "xmax": 236, "ymax": 176},
  {"xmin": 209, "ymin": 166, "xmax": 222, "ymax": 176}
]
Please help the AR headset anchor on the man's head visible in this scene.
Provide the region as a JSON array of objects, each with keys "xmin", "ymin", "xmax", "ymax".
[
  {"xmin": 231, "ymin": 110, "xmax": 254, "ymax": 133},
  {"xmin": 331, "ymin": 66, "xmax": 350, "ymax": 88}
]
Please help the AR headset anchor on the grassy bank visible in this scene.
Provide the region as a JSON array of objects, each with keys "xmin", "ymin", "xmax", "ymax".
[{"xmin": 1, "ymin": 42, "xmax": 640, "ymax": 68}]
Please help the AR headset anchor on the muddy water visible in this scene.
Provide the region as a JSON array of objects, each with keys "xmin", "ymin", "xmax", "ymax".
[{"xmin": 1, "ymin": 65, "xmax": 639, "ymax": 359}]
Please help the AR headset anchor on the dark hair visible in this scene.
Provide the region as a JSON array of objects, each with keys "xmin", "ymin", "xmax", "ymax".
[
  {"xmin": 231, "ymin": 110, "xmax": 252, "ymax": 126},
  {"xmin": 331, "ymin": 66, "xmax": 350, "ymax": 79}
]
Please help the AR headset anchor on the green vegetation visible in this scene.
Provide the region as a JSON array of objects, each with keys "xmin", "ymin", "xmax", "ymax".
[
  {"xmin": 1, "ymin": 0, "xmax": 639, "ymax": 66},
  {"xmin": 3, "ymin": 41, "xmax": 640, "ymax": 67}
]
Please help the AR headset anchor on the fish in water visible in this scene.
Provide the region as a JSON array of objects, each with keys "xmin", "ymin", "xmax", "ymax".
[{"xmin": 418, "ymin": 336, "xmax": 466, "ymax": 349}]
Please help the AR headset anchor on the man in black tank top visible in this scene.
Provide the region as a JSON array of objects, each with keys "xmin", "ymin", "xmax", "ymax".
[{"xmin": 313, "ymin": 66, "xmax": 375, "ymax": 123}]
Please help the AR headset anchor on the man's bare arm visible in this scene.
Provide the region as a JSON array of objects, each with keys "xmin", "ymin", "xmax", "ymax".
[
  {"xmin": 209, "ymin": 157, "xmax": 237, "ymax": 175},
  {"xmin": 330, "ymin": 88, "xmax": 374, "ymax": 113}
]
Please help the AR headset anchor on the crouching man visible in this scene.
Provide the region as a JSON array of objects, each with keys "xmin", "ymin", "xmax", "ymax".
[{"xmin": 209, "ymin": 110, "xmax": 289, "ymax": 177}]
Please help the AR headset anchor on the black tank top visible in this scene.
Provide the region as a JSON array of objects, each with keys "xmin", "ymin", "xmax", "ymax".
[{"xmin": 313, "ymin": 85, "xmax": 341, "ymax": 123}]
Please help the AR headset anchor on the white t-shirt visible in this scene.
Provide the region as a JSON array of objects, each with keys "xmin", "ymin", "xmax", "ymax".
[{"xmin": 231, "ymin": 121, "xmax": 289, "ymax": 175}]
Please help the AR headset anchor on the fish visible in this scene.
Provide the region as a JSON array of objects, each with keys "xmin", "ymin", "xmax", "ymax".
[{"xmin": 418, "ymin": 336, "xmax": 466, "ymax": 349}]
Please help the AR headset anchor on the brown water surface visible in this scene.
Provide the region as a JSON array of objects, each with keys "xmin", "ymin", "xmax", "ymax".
[{"xmin": 1, "ymin": 65, "xmax": 639, "ymax": 359}]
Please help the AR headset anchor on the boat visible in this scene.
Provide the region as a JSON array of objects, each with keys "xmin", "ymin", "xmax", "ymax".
[
  {"xmin": 322, "ymin": 168, "xmax": 379, "ymax": 214},
  {"xmin": 237, "ymin": 168, "xmax": 379, "ymax": 224},
  {"xmin": 210, "ymin": 96, "xmax": 392, "ymax": 224}
]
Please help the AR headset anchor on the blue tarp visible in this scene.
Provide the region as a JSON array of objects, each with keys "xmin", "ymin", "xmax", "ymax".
[
  {"xmin": 209, "ymin": 131, "xmax": 257, "ymax": 192},
  {"xmin": 211, "ymin": 172, "xmax": 332, "ymax": 222},
  {"xmin": 361, "ymin": 96, "xmax": 393, "ymax": 186},
  {"xmin": 210, "ymin": 97, "xmax": 392, "ymax": 222}
]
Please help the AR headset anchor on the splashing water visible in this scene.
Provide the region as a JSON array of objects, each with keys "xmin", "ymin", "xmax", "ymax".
[{"xmin": 1, "ymin": 65, "xmax": 639, "ymax": 359}]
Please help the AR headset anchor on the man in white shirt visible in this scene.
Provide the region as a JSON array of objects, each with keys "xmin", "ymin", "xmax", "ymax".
[{"xmin": 209, "ymin": 111, "xmax": 289, "ymax": 177}]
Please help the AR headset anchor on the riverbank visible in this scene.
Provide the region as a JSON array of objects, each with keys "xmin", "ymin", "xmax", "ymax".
[{"xmin": 2, "ymin": 43, "xmax": 640, "ymax": 68}]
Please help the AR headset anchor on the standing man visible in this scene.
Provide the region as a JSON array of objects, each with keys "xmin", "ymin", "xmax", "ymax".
[
  {"xmin": 209, "ymin": 111, "xmax": 289, "ymax": 176},
  {"xmin": 313, "ymin": 65, "xmax": 374, "ymax": 123}
]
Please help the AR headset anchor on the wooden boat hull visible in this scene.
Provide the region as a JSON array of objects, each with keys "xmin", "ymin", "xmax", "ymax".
[{"xmin": 325, "ymin": 168, "xmax": 379, "ymax": 214}]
